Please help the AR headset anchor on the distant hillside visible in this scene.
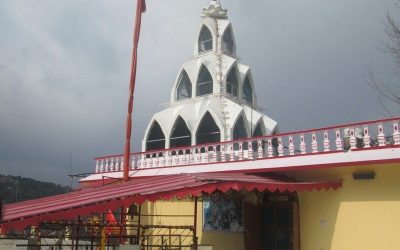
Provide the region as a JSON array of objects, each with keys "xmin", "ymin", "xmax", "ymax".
[{"xmin": 0, "ymin": 174, "xmax": 72, "ymax": 204}]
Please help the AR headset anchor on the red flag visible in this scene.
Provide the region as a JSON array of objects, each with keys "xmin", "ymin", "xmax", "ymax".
[{"xmin": 105, "ymin": 209, "xmax": 118, "ymax": 235}]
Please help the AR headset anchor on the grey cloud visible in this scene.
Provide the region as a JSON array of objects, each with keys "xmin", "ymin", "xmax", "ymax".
[{"xmin": 0, "ymin": 0, "xmax": 397, "ymax": 184}]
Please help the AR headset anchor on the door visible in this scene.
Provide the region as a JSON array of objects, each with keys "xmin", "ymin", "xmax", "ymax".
[
  {"xmin": 261, "ymin": 203, "xmax": 293, "ymax": 250},
  {"xmin": 244, "ymin": 201, "xmax": 261, "ymax": 250}
]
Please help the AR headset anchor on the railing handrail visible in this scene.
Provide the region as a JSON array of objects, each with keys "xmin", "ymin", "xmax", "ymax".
[{"xmin": 94, "ymin": 117, "xmax": 400, "ymax": 160}]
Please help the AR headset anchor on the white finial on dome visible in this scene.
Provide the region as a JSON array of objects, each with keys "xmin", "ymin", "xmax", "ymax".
[{"xmin": 202, "ymin": 0, "xmax": 227, "ymax": 19}]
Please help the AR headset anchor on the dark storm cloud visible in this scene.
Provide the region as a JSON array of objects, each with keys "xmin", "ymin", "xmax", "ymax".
[{"xmin": 0, "ymin": 0, "xmax": 397, "ymax": 184}]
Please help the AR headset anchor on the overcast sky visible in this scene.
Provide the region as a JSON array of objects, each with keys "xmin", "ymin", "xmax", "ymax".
[{"xmin": 0, "ymin": 0, "xmax": 398, "ymax": 185}]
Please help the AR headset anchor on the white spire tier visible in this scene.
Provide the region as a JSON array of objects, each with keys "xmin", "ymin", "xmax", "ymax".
[{"xmin": 142, "ymin": 2, "xmax": 278, "ymax": 151}]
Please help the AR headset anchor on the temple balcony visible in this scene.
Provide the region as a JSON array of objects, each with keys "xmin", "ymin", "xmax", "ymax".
[{"xmin": 81, "ymin": 117, "xmax": 400, "ymax": 183}]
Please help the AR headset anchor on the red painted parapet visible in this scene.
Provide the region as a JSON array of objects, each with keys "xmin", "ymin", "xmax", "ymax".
[{"xmin": 94, "ymin": 117, "xmax": 400, "ymax": 174}]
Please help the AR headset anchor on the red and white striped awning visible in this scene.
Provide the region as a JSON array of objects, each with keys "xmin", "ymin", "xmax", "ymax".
[{"xmin": 0, "ymin": 173, "xmax": 341, "ymax": 233}]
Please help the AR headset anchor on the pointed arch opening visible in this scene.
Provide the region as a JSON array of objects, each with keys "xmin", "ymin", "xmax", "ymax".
[
  {"xmin": 176, "ymin": 70, "xmax": 192, "ymax": 100},
  {"xmin": 233, "ymin": 115, "xmax": 248, "ymax": 140},
  {"xmin": 222, "ymin": 27, "xmax": 234, "ymax": 55},
  {"xmin": 198, "ymin": 25, "xmax": 213, "ymax": 53},
  {"xmin": 243, "ymin": 75, "xmax": 253, "ymax": 104},
  {"xmin": 253, "ymin": 120, "xmax": 266, "ymax": 137},
  {"xmin": 196, "ymin": 112, "xmax": 221, "ymax": 145},
  {"xmin": 226, "ymin": 67, "xmax": 238, "ymax": 97},
  {"xmin": 146, "ymin": 121, "xmax": 165, "ymax": 151},
  {"xmin": 196, "ymin": 65, "xmax": 213, "ymax": 96},
  {"xmin": 170, "ymin": 116, "xmax": 192, "ymax": 148}
]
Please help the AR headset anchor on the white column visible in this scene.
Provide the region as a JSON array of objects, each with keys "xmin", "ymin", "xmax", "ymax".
[
  {"xmin": 311, "ymin": 133, "xmax": 318, "ymax": 153},
  {"xmin": 363, "ymin": 127, "xmax": 371, "ymax": 148},
  {"xmin": 323, "ymin": 131, "xmax": 330, "ymax": 152},
  {"xmin": 378, "ymin": 124, "xmax": 385, "ymax": 146},
  {"xmin": 335, "ymin": 130, "xmax": 342, "ymax": 151},
  {"xmin": 288, "ymin": 136, "xmax": 295, "ymax": 155},
  {"xmin": 393, "ymin": 122, "xmax": 400, "ymax": 145},
  {"xmin": 300, "ymin": 135, "xmax": 306, "ymax": 154}
]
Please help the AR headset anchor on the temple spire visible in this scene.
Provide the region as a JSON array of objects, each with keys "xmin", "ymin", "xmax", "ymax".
[{"xmin": 202, "ymin": 0, "xmax": 227, "ymax": 19}]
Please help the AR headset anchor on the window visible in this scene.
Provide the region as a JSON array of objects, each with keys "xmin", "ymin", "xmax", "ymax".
[
  {"xmin": 176, "ymin": 70, "xmax": 192, "ymax": 100},
  {"xmin": 253, "ymin": 121, "xmax": 265, "ymax": 137},
  {"xmin": 146, "ymin": 121, "xmax": 165, "ymax": 151},
  {"xmin": 197, "ymin": 65, "xmax": 213, "ymax": 96},
  {"xmin": 226, "ymin": 67, "xmax": 238, "ymax": 97},
  {"xmin": 170, "ymin": 116, "xmax": 192, "ymax": 148},
  {"xmin": 233, "ymin": 116, "xmax": 248, "ymax": 140},
  {"xmin": 243, "ymin": 76, "xmax": 253, "ymax": 104},
  {"xmin": 222, "ymin": 27, "xmax": 234, "ymax": 55},
  {"xmin": 196, "ymin": 112, "xmax": 220, "ymax": 144},
  {"xmin": 198, "ymin": 26, "xmax": 213, "ymax": 53}
]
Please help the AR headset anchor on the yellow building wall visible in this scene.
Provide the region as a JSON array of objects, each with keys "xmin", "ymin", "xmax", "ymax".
[
  {"xmin": 140, "ymin": 198, "xmax": 245, "ymax": 250},
  {"xmin": 299, "ymin": 164, "xmax": 400, "ymax": 250}
]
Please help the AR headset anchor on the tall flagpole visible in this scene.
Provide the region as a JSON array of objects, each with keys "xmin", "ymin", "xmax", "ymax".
[{"xmin": 123, "ymin": 0, "xmax": 146, "ymax": 182}]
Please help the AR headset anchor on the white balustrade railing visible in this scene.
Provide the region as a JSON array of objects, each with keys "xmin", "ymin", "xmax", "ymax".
[{"xmin": 94, "ymin": 117, "xmax": 400, "ymax": 174}]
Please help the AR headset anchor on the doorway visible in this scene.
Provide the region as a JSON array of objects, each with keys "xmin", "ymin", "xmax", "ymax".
[{"xmin": 244, "ymin": 192, "xmax": 300, "ymax": 250}]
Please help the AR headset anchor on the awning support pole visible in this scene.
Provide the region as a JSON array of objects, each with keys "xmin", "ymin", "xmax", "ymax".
[{"xmin": 193, "ymin": 196, "xmax": 198, "ymax": 250}]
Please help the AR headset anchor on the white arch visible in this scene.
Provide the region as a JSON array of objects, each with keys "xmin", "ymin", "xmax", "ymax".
[
  {"xmin": 240, "ymin": 69, "xmax": 256, "ymax": 106},
  {"xmin": 195, "ymin": 63, "xmax": 215, "ymax": 97},
  {"xmin": 197, "ymin": 24, "xmax": 215, "ymax": 54},
  {"xmin": 225, "ymin": 62, "xmax": 240, "ymax": 97},
  {"xmin": 253, "ymin": 118, "xmax": 267, "ymax": 137},
  {"xmin": 230, "ymin": 109, "xmax": 251, "ymax": 139},
  {"xmin": 193, "ymin": 108, "xmax": 226, "ymax": 144},
  {"xmin": 168, "ymin": 114, "xmax": 192, "ymax": 139},
  {"xmin": 142, "ymin": 117, "xmax": 169, "ymax": 150},
  {"xmin": 221, "ymin": 24, "xmax": 236, "ymax": 56},
  {"xmin": 170, "ymin": 66, "xmax": 195, "ymax": 102}
]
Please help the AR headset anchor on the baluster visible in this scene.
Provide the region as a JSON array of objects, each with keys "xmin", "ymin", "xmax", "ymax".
[
  {"xmin": 257, "ymin": 140, "xmax": 264, "ymax": 158},
  {"xmin": 190, "ymin": 149, "xmax": 195, "ymax": 164},
  {"xmin": 335, "ymin": 130, "xmax": 342, "ymax": 151},
  {"xmin": 157, "ymin": 153, "xmax": 162, "ymax": 167},
  {"xmin": 230, "ymin": 144, "xmax": 235, "ymax": 161},
  {"xmin": 311, "ymin": 133, "xmax": 318, "ymax": 153},
  {"xmin": 95, "ymin": 160, "xmax": 100, "ymax": 173},
  {"xmin": 204, "ymin": 148, "xmax": 209, "ymax": 162},
  {"xmin": 196, "ymin": 148, "xmax": 202, "ymax": 163},
  {"xmin": 120, "ymin": 158, "xmax": 124, "ymax": 172},
  {"xmin": 140, "ymin": 154, "xmax": 146, "ymax": 168},
  {"xmin": 323, "ymin": 131, "xmax": 330, "ymax": 152},
  {"xmin": 109, "ymin": 157, "xmax": 114, "ymax": 172},
  {"xmin": 147, "ymin": 155, "xmax": 152, "ymax": 168},
  {"xmin": 181, "ymin": 151, "xmax": 187, "ymax": 164},
  {"xmin": 248, "ymin": 141, "xmax": 253, "ymax": 159},
  {"xmin": 277, "ymin": 137, "xmax": 283, "ymax": 156},
  {"xmin": 104, "ymin": 159, "xmax": 109, "ymax": 172},
  {"xmin": 130, "ymin": 155, "xmax": 136, "ymax": 170},
  {"xmin": 363, "ymin": 127, "xmax": 371, "ymax": 148},
  {"xmin": 153, "ymin": 154, "xmax": 158, "ymax": 167},
  {"xmin": 288, "ymin": 136, "xmax": 295, "ymax": 155},
  {"xmin": 267, "ymin": 139, "xmax": 273, "ymax": 157},
  {"xmin": 300, "ymin": 135, "xmax": 306, "ymax": 154},
  {"xmin": 393, "ymin": 122, "xmax": 400, "ymax": 145},
  {"xmin": 378, "ymin": 124, "xmax": 385, "ymax": 146},
  {"xmin": 212, "ymin": 146, "xmax": 217, "ymax": 162},
  {"xmin": 99, "ymin": 159, "xmax": 105, "ymax": 173},
  {"xmin": 349, "ymin": 128, "xmax": 357, "ymax": 150},
  {"xmin": 221, "ymin": 145, "xmax": 226, "ymax": 162},
  {"xmin": 114, "ymin": 157, "xmax": 120, "ymax": 171},
  {"xmin": 238, "ymin": 143, "xmax": 244, "ymax": 160}
]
